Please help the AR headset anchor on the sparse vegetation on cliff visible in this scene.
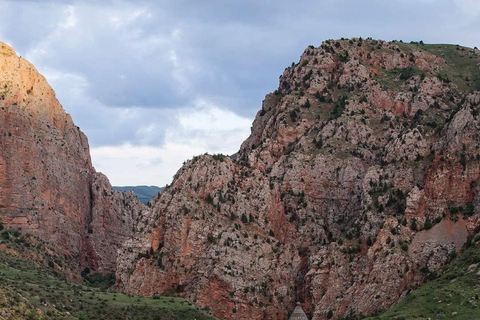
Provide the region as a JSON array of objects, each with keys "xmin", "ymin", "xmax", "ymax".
[{"xmin": 367, "ymin": 238, "xmax": 480, "ymax": 320}]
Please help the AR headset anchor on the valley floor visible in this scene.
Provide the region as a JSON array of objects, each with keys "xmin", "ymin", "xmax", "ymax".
[{"xmin": 0, "ymin": 250, "xmax": 217, "ymax": 320}]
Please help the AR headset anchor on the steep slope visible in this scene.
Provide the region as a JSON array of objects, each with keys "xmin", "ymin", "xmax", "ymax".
[
  {"xmin": 0, "ymin": 42, "xmax": 144, "ymax": 276},
  {"xmin": 116, "ymin": 39, "xmax": 480, "ymax": 320},
  {"xmin": 367, "ymin": 236, "xmax": 480, "ymax": 319}
]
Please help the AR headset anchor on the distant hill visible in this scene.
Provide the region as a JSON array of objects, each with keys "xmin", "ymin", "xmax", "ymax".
[{"xmin": 113, "ymin": 185, "xmax": 163, "ymax": 204}]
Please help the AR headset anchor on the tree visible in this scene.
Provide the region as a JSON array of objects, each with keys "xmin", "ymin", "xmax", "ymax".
[
  {"xmin": 241, "ymin": 213, "xmax": 248, "ymax": 224},
  {"xmin": 327, "ymin": 310, "xmax": 334, "ymax": 319},
  {"xmin": 366, "ymin": 236, "xmax": 373, "ymax": 246}
]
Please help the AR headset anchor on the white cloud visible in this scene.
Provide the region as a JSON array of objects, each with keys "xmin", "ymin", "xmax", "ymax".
[
  {"xmin": 91, "ymin": 103, "xmax": 251, "ymax": 186},
  {"xmin": 454, "ymin": 0, "xmax": 480, "ymax": 16},
  {"xmin": 60, "ymin": 6, "xmax": 77, "ymax": 30},
  {"xmin": 3, "ymin": 0, "xmax": 480, "ymax": 187}
]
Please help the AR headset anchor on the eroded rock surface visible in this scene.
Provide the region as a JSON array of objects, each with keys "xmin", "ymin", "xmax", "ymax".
[
  {"xmin": 0, "ymin": 42, "xmax": 144, "ymax": 276},
  {"xmin": 116, "ymin": 39, "xmax": 480, "ymax": 319}
]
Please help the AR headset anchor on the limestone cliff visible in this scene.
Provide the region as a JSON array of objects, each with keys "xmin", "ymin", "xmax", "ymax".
[
  {"xmin": 115, "ymin": 39, "xmax": 480, "ymax": 320},
  {"xmin": 0, "ymin": 42, "xmax": 144, "ymax": 276}
]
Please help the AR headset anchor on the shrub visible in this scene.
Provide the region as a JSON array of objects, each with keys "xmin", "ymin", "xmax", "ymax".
[
  {"xmin": 366, "ymin": 236, "xmax": 373, "ymax": 246},
  {"xmin": 205, "ymin": 194, "xmax": 214, "ymax": 205},
  {"xmin": 465, "ymin": 202, "xmax": 475, "ymax": 217},
  {"xmin": 411, "ymin": 218, "xmax": 418, "ymax": 231},
  {"xmin": 241, "ymin": 213, "xmax": 248, "ymax": 224},
  {"xmin": 329, "ymin": 95, "xmax": 347, "ymax": 120},
  {"xmin": 290, "ymin": 110, "xmax": 298, "ymax": 122},
  {"xmin": 83, "ymin": 273, "xmax": 116, "ymax": 290},
  {"xmin": 327, "ymin": 310, "xmax": 334, "ymax": 319},
  {"xmin": 460, "ymin": 152, "xmax": 467, "ymax": 171},
  {"xmin": 301, "ymin": 99, "xmax": 311, "ymax": 109},
  {"xmin": 424, "ymin": 218, "xmax": 432, "ymax": 230},
  {"xmin": 212, "ymin": 154, "xmax": 225, "ymax": 161}
]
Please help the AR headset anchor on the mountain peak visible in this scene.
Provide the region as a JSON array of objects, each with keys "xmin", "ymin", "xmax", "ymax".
[{"xmin": 116, "ymin": 38, "xmax": 480, "ymax": 320}]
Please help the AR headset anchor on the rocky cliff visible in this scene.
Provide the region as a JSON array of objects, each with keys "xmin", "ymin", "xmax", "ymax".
[
  {"xmin": 0, "ymin": 42, "xmax": 144, "ymax": 276},
  {"xmin": 115, "ymin": 39, "xmax": 480, "ymax": 320}
]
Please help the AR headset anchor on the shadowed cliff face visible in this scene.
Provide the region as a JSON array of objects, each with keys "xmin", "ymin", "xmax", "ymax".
[
  {"xmin": 115, "ymin": 39, "xmax": 480, "ymax": 320},
  {"xmin": 0, "ymin": 42, "xmax": 144, "ymax": 277}
]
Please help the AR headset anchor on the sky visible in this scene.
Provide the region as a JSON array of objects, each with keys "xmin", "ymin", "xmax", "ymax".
[{"xmin": 0, "ymin": 0, "xmax": 479, "ymax": 186}]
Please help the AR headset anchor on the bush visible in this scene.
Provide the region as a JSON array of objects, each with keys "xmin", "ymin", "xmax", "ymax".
[
  {"xmin": 301, "ymin": 99, "xmax": 311, "ymax": 109},
  {"xmin": 329, "ymin": 96, "xmax": 347, "ymax": 120},
  {"xmin": 83, "ymin": 273, "xmax": 116, "ymax": 290},
  {"xmin": 366, "ymin": 236, "xmax": 373, "ymax": 246},
  {"xmin": 212, "ymin": 154, "xmax": 225, "ymax": 161},
  {"xmin": 465, "ymin": 202, "xmax": 475, "ymax": 217},
  {"xmin": 241, "ymin": 213, "xmax": 248, "ymax": 224},
  {"xmin": 205, "ymin": 194, "xmax": 214, "ymax": 205},
  {"xmin": 424, "ymin": 218, "xmax": 432, "ymax": 230},
  {"xmin": 290, "ymin": 110, "xmax": 298, "ymax": 122},
  {"xmin": 411, "ymin": 218, "xmax": 418, "ymax": 231},
  {"xmin": 327, "ymin": 310, "xmax": 334, "ymax": 319}
]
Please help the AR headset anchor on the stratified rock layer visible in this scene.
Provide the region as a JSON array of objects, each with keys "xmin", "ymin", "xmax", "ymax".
[
  {"xmin": 0, "ymin": 42, "xmax": 143, "ymax": 275},
  {"xmin": 116, "ymin": 39, "xmax": 480, "ymax": 320}
]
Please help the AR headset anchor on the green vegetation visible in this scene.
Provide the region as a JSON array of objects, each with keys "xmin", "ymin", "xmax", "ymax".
[
  {"xmin": 0, "ymin": 250, "xmax": 217, "ymax": 320},
  {"xmin": 365, "ymin": 238, "xmax": 480, "ymax": 320},
  {"xmin": 373, "ymin": 65, "xmax": 425, "ymax": 91},
  {"xmin": 397, "ymin": 43, "xmax": 480, "ymax": 92},
  {"xmin": 329, "ymin": 95, "xmax": 348, "ymax": 120}
]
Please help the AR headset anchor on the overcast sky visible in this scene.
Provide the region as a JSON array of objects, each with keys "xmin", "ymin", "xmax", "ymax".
[{"xmin": 0, "ymin": 0, "xmax": 479, "ymax": 186}]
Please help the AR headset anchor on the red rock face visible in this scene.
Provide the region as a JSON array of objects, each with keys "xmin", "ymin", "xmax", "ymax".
[
  {"xmin": 2, "ymin": 37, "xmax": 480, "ymax": 320},
  {"xmin": 0, "ymin": 42, "xmax": 143, "ymax": 275},
  {"xmin": 116, "ymin": 39, "xmax": 480, "ymax": 320}
]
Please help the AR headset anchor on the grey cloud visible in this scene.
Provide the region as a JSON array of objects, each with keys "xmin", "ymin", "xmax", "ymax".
[{"xmin": 0, "ymin": 0, "xmax": 479, "ymax": 149}]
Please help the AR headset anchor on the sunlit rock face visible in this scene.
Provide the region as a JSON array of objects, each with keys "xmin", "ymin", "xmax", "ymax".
[
  {"xmin": 0, "ymin": 42, "xmax": 144, "ymax": 277},
  {"xmin": 116, "ymin": 39, "xmax": 480, "ymax": 320}
]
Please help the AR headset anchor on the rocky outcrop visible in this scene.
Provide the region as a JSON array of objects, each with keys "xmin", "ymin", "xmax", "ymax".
[
  {"xmin": 116, "ymin": 39, "xmax": 480, "ymax": 320},
  {"xmin": 0, "ymin": 42, "xmax": 143, "ymax": 276}
]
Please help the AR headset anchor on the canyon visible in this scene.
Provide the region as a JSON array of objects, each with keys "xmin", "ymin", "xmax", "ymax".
[{"xmin": 1, "ymin": 38, "xmax": 480, "ymax": 320}]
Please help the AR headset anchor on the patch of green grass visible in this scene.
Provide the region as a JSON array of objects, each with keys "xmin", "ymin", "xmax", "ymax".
[
  {"xmin": 397, "ymin": 43, "xmax": 480, "ymax": 93},
  {"xmin": 0, "ymin": 250, "xmax": 218, "ymax": 320},
  {"xmin": 365, "ymin": 240, "xmax": 480, "ymax": 320},
  {"xmin": 373, "ymin": 65, "xmax": 427, "ymax": 91}
]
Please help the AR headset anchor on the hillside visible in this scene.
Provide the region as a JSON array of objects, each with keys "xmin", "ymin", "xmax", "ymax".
[
  {"xmin": 0, "ymin": 249, "xmax": 216, "ymax": 320},
  {"xmin": 367, "ymin": 236, "xmax": 480, "ymax": 319},
  {"xmin": 115, "ymin": 39, "xmax": 480, "ymax": 320},
  {"xmin": 113, "ymin": 186, "xmax": 163, "ymax": 204}
]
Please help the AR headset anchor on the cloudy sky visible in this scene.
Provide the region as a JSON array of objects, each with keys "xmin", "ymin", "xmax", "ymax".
[{"xmin": 0, "ymin": 0, "xmax": 478, "ymax": 186}]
